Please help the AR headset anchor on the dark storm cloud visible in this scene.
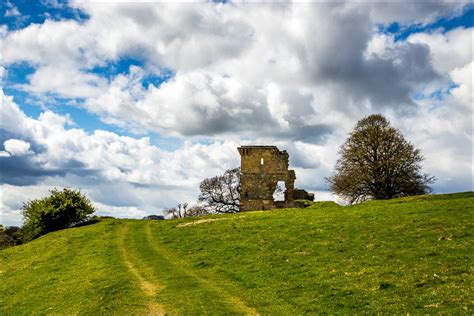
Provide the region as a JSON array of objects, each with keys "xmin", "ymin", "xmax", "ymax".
[
  {"xmin": 303, "ymin": 4, "xmax": 440, "ymax": 111},
  {"xmin": 178, "ymin": 97, "xmax": 275, "ymax": 137},
  {"xmin": 0, "ymin": 153, "xmax": 99, "ymax": 186},
  {"xmin": 0, "ymin": 155, "xmax": 67, "ymax": 186},
  {"xmin": 331, "ymin": 43, "xmax": 437, "ymax": 108},
  {"xmin": 171, "ymin": 3, "xmax": 441, "ymax": 141},
  {"xmin": 286, "ymin": 124, "xmax": 334, "ymax": 144},
  {"xmin": 178, "ymin": 98, "xmax": 334, "ymax": 144},
  {"xmin": 0, "ymin": 129, "xmax": 99, "ymax": 186},
  {"xmin": 0, "ymin": 129, "xmax": 59, "ymax": 185},
  {"xmin": 367, "ymin": 1, "xmax": 468, "ymax": 24}
]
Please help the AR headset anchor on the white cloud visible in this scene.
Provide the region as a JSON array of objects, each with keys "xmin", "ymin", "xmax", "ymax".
[
  {"xmin": 0, "ymin": 2, "xmax": 472, "ymax": 225},
  {"xmin": 365, "ymin": 1, "xmax": 468, "ymax": 25},
  {"xmin": 449, "ymin": 61, "xmax": 473, "ymax": 114},
  {"xmin": 3, "ymin": 2, "xmax": 460, "ymax": 141},
  {"xmin": 3, "ymin": 20, "xmax": 87, "ymax": 66},
  {"xmin": 23, "ymin": 63, "xmax": 107, "ymax": 99},
  {"xmin": 5, "ymin": 6, "xmax": 20, "ymax": 17},
  {"xmin": 0, "ymin": 93, "xmax": 245, "ymax": 225},
  {"xmin": 408, "ymin": 27, "xmax": 473, "ymax": 75},
  {"xmin": 3, "ymin": 139, "xmax": 31, "ymax": 156}
]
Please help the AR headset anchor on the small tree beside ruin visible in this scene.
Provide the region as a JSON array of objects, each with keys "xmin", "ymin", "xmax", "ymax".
[
  {"xmin": 198, "ymin": 167, "xmax": 240, "ymax": 213},
  {"xmin": 165, "ymin": 202, "xmax": 211, "ymax": 219},
  {"xmin": 326, "ymin": 114, "xmax": 435, "ymax": 204},
  {"xmin": 165, "ymin": 203, "xmax": 189, "ymax": 219}
]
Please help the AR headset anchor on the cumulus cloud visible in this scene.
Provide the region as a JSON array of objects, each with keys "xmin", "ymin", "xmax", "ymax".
[
  {"xmin": 4, "ymin": 1, "xmax": 21, "ymax": 17},
  {"xmin": 364, "ymin": 1, "xmax": 468, "ymax": 24},
  {"xmin": 3, "ymin": 139, "xmax": 31, "ymax": 156},
  {"xmin": 1, "ymin": 2, "xmax": 472, "ymax": 225},
  {"xmin": 3, "ymin": 2, "xmax": 456, "ymax": 140},
  {"xmin": 5, "ymin": 7, "xmax": 20, "ymax": 17},
  {"xmin": 24, "ymin": 63, "xmax": 107, "ymax": 99},
  {"xmin": 0, "ymin": 91, "xmax": 244, "ymax": 224},
  {"xmin": 408, "ymin": 27, "xmax": 473, "ymax": 75}
]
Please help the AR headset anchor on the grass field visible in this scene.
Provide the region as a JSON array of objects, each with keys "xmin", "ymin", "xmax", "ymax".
[{"xmin": 1, "ymin": 192, "xmax": 472, "ymax": 314}]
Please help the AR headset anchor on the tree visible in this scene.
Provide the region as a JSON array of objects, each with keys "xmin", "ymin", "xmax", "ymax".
[
  {"xmin": 165, "ymin": 203, "xmax": 210, "ymax": 219},
  {"xmin": 21, "ymin": 188, "xmax": 96, "ymax": 242},
  {"xmin": 326, "ymin": 114, "xmax": 435, "ymax": 203},
  {"xmin": 198, "ymin": 167, "xmax": 240, "ymax": 213},
  {"xmin": 165, "ymin": 203, "xmax": 189, "ymax": 219},
  {"xmin": 185, "ymin": 204, "xmax": 210, "ymax": 217},
  {"xmin": 143, "ymin": 215, "xmax": 165, "ymax": 220}
]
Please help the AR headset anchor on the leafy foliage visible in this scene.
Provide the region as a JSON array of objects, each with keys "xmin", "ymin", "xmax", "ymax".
[
  {"xmin": 327, "ymin": 114, "xmax": 435, "ymax": 203},
  {"xmin": 0, "ymin": 225, "xmax": 21, "ymax": 249},
  {"xmin": 143, "ymin": 215, "xmax": 165, "ymax": 220},
  {"xmin": 21, "ymin": 188, "xmax": 96, "ymax": 242},
  {"xmin": 198, "ymin": 167, "xmax": 240, "ymax": 213}
]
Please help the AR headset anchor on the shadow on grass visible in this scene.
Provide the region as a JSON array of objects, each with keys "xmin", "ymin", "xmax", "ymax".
[{"xmin": 74, "ymin": 217, "xmax": 102, "ymax": 228}]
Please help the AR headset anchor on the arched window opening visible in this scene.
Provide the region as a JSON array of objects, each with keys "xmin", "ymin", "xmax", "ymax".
[
  {"xmin": 260, "ymin": 158, "xmax": 264, "ymax": 165},
  {"xmin": 273, "ymin": 181, "xmax": 286, "ymax": 201}
]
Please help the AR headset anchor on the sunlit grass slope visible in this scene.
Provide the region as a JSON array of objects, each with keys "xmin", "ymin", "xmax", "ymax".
[{"xmin": 1, "ymin": 192, "xmax": 472, "ymax": 314}]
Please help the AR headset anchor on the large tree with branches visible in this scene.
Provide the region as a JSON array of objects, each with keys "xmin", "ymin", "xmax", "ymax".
[
  {"xmin": 198, "ymin": 167, "xmax": 240, "ymax": 213},
  {"xmin": 326, "ymin": 114, "xmax": 435, "ymax": 204}
]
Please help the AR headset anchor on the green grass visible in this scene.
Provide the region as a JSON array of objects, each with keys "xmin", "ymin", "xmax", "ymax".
[{"xmin": 1, "ymin": 192, "xmax": 473, "ymax": 314}]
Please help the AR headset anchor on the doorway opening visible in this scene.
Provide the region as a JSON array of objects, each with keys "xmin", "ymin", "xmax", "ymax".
[{"xmin": 273, "ymin": 181, "xmax": 286, "ymax": 201}]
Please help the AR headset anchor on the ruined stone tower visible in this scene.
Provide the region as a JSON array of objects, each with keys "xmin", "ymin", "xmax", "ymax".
[{"xmin": 238, "ymin": 146, "xmax": 296, "ymax": 211}]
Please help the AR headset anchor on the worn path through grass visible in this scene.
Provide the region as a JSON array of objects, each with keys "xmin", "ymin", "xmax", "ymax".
[
  {"xmin": 0, "ymin": 220, "xmax": 149, "ymax": 314},
  {"xmin": 116, "ymin": 223, "xmax": 165, "ymax": 314},
  {"xmin": 121, "ymin": 221, "xmax": 257, "ymax": 314}
]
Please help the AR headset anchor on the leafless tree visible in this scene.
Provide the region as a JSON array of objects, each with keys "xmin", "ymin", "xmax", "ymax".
[
  {"xmin": 198, "ymin": 167, "xmax": 240, "ymax": 213},
  {"xmin": 185, "ymin": 204, "xmax": 211, "ymax": 217},
  {"xmin": 165, "ymin": 203, "xmax": 190, "ymax": 219}
]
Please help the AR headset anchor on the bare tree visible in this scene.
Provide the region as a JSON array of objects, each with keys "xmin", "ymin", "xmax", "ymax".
[
  {"xmin": 165, "ymin": 203, "xmax": 189, "ymax": 219},
  {"xmin": 198, "ymin": 168, "xmax": 240, "ymax": 213},
  {"xmin": 185, "ymin": 204, "xmax": 211, "ymax": 217},
  {"xmin": 164, "ymin": 207, "xmax": 178, "ymax": 219}
]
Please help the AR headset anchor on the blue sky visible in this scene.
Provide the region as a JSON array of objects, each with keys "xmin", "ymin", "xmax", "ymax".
[
  {"xmin": 380, "ymin": 3, "xmax": 474, "ymax": 41},
  {"xmin": 1, "ymin": 1, "xmax": 472, "ymax": 225},
  {"xmin": 2, "ymin": 0, "xmax": 88, "ymax": 30}
]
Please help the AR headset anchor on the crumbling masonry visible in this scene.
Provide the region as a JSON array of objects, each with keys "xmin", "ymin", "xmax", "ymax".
[{"xmin": 238, "ymin": 146, "xmax": 314, "ymax": 212}]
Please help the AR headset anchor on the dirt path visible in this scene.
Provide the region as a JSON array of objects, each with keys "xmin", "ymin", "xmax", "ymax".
[
  {"xmin": 117, "ymin": 223, "xmax": 166, "ymax": 315},
  {"xmin": 116, "ymin": 221, "xmax": 258, "ymax": 315},
  {"xmin": 144, "ymin": 222, "xmax": 259, "ymax": 315}
]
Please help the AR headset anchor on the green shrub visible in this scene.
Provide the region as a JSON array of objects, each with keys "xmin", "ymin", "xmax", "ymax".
[
  {"xmin": 21, "ymin": 188, "xmax": 96, "ymax": 242},
  {"xmin": 0, "ymin": 225, "xmax": 21, "ymax": 249}
]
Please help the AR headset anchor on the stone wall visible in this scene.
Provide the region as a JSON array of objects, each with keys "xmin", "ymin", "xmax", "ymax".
[
  {"xmin": 238, "ymin": 146, "xmax": 296, "ymax": 211},
  {"xmin": 293, "ymin": 189, "xmax": 315, "ymax": 201}
]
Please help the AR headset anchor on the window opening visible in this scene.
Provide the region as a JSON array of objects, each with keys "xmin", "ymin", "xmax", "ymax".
[{"xmin": 260, "ymin": 158, "xmax": 264, "ymax": 165}]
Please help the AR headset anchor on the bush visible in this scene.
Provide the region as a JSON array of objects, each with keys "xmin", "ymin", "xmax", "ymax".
[
  {"xmin": 0, "ymin": 225, "xmax": 21, "ymax": 249},
  {"xmin": 143, "ymin": 215, "xmax": 165, "ymax": 220},
  {"xmin": 21, "ymin": 188, "xmax": 96, "ymax": 242}
]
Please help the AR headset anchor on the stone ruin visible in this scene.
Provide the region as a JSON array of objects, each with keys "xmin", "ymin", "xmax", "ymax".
[{"xmin": 238, "ymin": 145, "xmax": 314, "ymax": 212}]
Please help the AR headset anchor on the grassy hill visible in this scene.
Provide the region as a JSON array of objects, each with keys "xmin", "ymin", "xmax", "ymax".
[{"xmin": 1, "ymin": 192, "xmax": 472, "ymax": 314}]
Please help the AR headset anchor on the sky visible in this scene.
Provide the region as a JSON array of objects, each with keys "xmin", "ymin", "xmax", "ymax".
[{"xmin": 1, "ymin": 0, "xmax": 473, "ymax": 226}]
